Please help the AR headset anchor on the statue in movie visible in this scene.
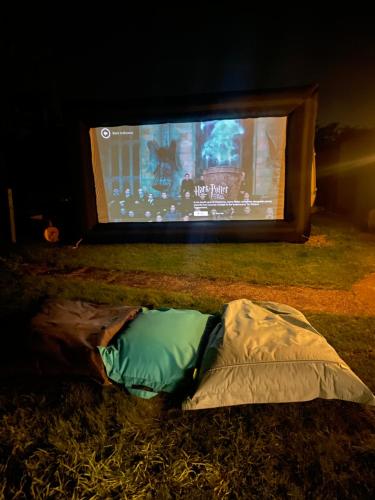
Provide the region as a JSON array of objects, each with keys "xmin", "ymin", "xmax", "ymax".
[
  {"xmin": 200, "ymin": 119, "xmax": 245, "ymax": 200},
  {"xmin": 147, "ymin": 140, "xmax": 178, "ymax": 193}
]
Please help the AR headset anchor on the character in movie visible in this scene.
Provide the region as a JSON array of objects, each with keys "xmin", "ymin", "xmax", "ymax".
[
  {"xmin": 108, "ymin": 187, "xmax": 122, "ymax": 220},
  {"xmin": 134, "ymin": 188, "xmax": 146, "ymax": 213},
  {"xmin": 165, "ymin": 204, "xmax": 181, "ymax": 221},
  {"xmin": 179, "ymin": 190, "xmax": 194, "ymax": 216},
  {"xmin": 235, "ymin": 205, "xmax": 252, "ymax": 220},
  {"xmin": 155, "ymin": 213, "xmax": 163, "ymax": 222},
  {"xmin": 146, "ymin": 193, "xmax": 155, "ymax": 209},
  {"xmin": 180, "ymin": 173, "xmax": 195, "ymax": 197},
  {"xmin": 225, "ymin": 206, "xmax": 236, "ymax": 219},
  {"xmin": 144, "ymin": 210, "xmax": 153, "ymax": 222},
  {"xmin": 123, "ymin": 187, "xmax": 134, "ymax": 203},
  {"xmin": 156, "ymin": 191, "xmax": 170, "ymax": 213}
]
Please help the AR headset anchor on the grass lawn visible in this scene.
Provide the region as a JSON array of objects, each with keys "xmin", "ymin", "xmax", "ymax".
[
  {"xmin": 2, "ymin": 212, "xmax": 375, "ymax": 290},
  {"xmin": 0, "ymin": 212, "xmax": 374, "ymax": 498}
]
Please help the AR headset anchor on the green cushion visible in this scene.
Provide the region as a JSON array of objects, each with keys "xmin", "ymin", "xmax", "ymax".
[{"xmin": 98, "ymin": 308, "xmax": 212, "ymax": 399}]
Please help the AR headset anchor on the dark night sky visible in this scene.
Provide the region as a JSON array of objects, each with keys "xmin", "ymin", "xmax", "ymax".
[
  {"xmin": 2, "ymin": 10, "xmax": 375, "ymax": 128},
  {"xmin": 0, "ymin": 8, "xmax": 374, "ymax": 235}
]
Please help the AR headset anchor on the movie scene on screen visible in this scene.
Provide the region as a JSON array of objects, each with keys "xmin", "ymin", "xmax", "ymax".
[{"xmin": 90, "ymin": 116, "xmax": 287, "ymax": 223}]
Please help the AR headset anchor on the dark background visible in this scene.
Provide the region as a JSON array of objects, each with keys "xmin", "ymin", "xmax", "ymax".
[{"xmin": 1, "ymin": 9, "xmax": 374, "ymax": 241}]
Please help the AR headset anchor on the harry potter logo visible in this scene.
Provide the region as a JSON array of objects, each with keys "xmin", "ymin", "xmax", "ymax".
[{"xmin": 195, "ymin": 184, "xmax": 229, "ymax": 199}]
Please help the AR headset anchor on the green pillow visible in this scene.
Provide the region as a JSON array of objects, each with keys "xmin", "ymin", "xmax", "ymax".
[{"xmin": 98, "ymin": 308, "xmax": 212, "ymax": 399}]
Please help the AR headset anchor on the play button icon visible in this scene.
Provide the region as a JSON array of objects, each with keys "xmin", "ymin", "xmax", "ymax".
[{"xmin": 101, "ymin": 128, "xmax": 111, "ymax": 139}]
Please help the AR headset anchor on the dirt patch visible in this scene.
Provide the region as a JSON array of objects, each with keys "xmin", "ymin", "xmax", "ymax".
[
  {"xmin": 305, "ymin": 234, "xmax": 333, "ymax": 247},
  {"xmin": 22, "ymin": 263, "xmax": 375, "ymax": 316}
]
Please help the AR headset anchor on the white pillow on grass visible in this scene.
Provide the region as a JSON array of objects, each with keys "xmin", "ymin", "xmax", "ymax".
[{"xmin": 183, "ymin": 299, "xmax": 375, "ymax": 410}]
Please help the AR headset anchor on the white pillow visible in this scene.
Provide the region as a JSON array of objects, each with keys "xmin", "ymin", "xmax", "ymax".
[{"xmin": 183, "ymin": 299, "xmax": 375, "ymax": 410}]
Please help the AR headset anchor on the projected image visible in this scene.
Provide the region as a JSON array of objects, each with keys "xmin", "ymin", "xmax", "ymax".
[{"xmin": 90, "ymin": 117, "xmax": 287, "ymax": 223}]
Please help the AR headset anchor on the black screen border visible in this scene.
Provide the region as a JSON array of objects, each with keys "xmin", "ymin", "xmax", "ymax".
[{"xmin": 66, "ymin": 85, "xmax": 318, "ymax": 243}]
